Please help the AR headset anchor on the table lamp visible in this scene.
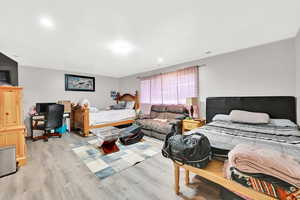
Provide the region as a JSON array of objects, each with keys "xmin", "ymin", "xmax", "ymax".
[{"xmin": 186, "ymin": 97, "xmax": 198, "ymax": 119}]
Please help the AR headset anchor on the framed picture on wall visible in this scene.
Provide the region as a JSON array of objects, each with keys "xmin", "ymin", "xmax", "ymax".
[{"xmin": 65, "ymin": 74, "xmax": 95, "ymax": 92}]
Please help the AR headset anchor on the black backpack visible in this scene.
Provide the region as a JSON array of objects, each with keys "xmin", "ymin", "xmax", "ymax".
[
  {"xmin": 162, "ymin": 132, "xmax": 212, "ymax": 169},
  {"xmin": 119, "ymin": 124, "xmax": 144, "ymax": 145}
]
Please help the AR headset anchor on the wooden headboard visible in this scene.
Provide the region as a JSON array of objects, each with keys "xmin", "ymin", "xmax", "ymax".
[
  {"xmin": 116, "ymin": 91, "xmax": 140, "ymax": 110},
  {"xmin": 71, "ymin": 91, "xmax": 140, "ymax": 137},
  {"xmin": 206, "ymin": 96, "xmax": 297, "ymax": 123}
]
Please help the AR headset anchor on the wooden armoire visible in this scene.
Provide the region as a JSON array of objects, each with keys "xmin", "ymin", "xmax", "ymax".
[{"xmin": 0, "ymin": 86, "xmax": 26, "ymax": 166}]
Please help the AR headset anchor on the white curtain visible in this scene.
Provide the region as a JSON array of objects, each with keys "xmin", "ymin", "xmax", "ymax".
[{"xmin": 140, "ymin": 66, "xmax": 199, "ymax": 113}]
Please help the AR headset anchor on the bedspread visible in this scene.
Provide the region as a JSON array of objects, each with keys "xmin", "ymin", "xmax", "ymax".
[
  {"xmin": 89, "ymin": 109, "xmax": 136, "ymax": 126},
  {"xmin": 187, "ymin": 121, "xmax": 300, "ymax": 161}
]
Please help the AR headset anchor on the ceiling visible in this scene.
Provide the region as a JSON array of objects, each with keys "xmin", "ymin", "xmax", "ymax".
[{"xmin": 1, "ymin": 0, "xmax": 300, "ymax": 78}]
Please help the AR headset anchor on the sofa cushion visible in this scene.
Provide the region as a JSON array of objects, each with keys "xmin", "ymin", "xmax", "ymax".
[
  {"xmin": 164, "ymin": 105, "xmax": 188, "ymax": 120},
  {"xmin": 151, "ymin": 131, "xmax": 167, "ymax": 140},
  {"xmin": 165, "ymin": 112, "xmax": 186, "ymax": 120},
  {"xmin": 151, "ymin": 105, "xmax": 166, "ymax": 112},
  {"xmin": 136, "ymin": 119, "xmax": 172, "ymax": 134},
  {"xmin": 150, "ymin": 105, "xmax": 167, "ymax": 119},
  {"xmin": 142, "ymin": 129, "xmax": 152, "ymax": 137},
  {"xmin": 151, "ymin": 111, "xmax": 166, "ymax": 119},
  {"xmin": 165, "ymin": 105, "xmax": 188, "ymax": 114}
]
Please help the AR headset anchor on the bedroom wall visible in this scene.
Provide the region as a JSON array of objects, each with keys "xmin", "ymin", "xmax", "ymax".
[
  {"xmin": 295, "ymin": 29, "xmax": 300, "ymax": 124},
  {"xmin": 119, "ymin": 38, "xmax": 296, "ymax": 118},
  {"xmin": 19, "ymin": 66, "xmax": 119, "ymax": 134}
]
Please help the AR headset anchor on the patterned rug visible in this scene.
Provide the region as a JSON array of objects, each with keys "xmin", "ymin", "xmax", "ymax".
[{"xmin": 70, "ymin": 136, "xmax": 162, "ymax": 180}]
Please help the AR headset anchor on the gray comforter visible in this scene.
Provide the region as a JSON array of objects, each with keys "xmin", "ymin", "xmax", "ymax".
[{"xmin": 187, "ymin": 121, "xmax": 300, "ymax": 161}]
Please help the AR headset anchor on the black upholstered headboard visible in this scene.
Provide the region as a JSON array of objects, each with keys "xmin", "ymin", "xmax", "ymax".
[{"xmin": 206, "ymin": 96, "xmax": 297, "ymax": 123}]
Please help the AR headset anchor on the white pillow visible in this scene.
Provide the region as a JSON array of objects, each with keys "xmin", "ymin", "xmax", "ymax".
[
  {"xmin": 79, "ymin": 99, "xmax": 90, "ymax": 107},
  {"xmin": 212, "ymin": 114, "xmax": 230, "ymax": 122},
  {"xmin": 229, "ymin": 110, "xmax": 270, "ymax": 124},
  {"xmin": 125, "ymin": 101, "xmax": 135, "ymax": 109}
]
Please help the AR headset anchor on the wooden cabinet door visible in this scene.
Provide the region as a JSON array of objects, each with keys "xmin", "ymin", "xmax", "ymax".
[
  {"xmin": 0, "ymin": 129, "xmax": 25, "ymax": 159},
  {"xmin": 2, "ymin": 89, "xmax": 21, "ymax": 127},
  {"xmin": 0, "ymin": 91, "xmax": 3, "ymax": 128}
]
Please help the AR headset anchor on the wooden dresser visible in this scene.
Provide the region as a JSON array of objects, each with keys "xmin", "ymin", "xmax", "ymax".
[{"xmin": 0, "ymin": 86, "xmax": 26, "ymax": 166}]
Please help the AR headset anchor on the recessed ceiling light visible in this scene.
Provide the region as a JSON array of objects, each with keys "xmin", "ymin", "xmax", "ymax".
[
  {"xmin": 39, "ymin": 16, "xmax": 55, "ymax": 29},
  {"xmin": 157, "ymin": 57, "xmax": 164, "ymax": 63},
  {"xmin": 108, "ymin": 40, "xmax": 135, "ymax": 56}
]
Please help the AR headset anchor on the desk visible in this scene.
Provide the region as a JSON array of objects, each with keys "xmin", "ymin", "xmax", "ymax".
[{"xmin": 30, "ymin": 113, "xmax": 70, "ymax": 140}]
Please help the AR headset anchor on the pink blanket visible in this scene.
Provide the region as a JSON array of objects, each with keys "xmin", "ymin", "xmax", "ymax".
[{"xmin": 227, "ymin": 144, "xmax": 300, "ymax": 188}]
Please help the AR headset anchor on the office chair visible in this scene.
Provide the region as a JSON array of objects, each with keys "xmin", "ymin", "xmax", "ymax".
[{"xmin": 33, "ymin": 104, "xmax": 64, "ymax": 142}]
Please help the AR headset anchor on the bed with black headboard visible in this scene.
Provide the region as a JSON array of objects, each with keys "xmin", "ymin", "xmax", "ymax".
[
  {"xmin": 206, "ymin": 96, "xmax": 297, "ymax": 123},
  {"xmin": 187, "ymin": 96, "xmax": 300, "ymax": 158},
  {"xmin": 176, "ymin": 97, "xmax": 300, "ymax": 200}
]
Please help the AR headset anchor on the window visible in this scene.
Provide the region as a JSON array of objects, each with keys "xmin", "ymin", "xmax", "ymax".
[{"xmin": 140, "ymin": 66, "xmax": 199, "ymax": 106}]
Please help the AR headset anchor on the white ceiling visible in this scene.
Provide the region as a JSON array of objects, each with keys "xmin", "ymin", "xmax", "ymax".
[{"xmin": 1, "ymin": 0, "xmax": 300, "ymax": 77}]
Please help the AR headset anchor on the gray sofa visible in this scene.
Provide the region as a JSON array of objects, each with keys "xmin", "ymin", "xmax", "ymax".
[{"xmin": 136, "ymin": 105, "xmax": 189, "ymax": 140}]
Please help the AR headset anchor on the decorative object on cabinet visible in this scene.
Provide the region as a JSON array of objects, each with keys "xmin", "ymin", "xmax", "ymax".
[
  {"xmin": 186, "ymin": 97, "xmax": 198, "ymax": 119},
  {"xmin": 65, "ymin": 74, "xmax": 95, "ymax": 92},
  {"xmin": 0, "ymin": 86, "xmax": 26, "ymax": 166}
]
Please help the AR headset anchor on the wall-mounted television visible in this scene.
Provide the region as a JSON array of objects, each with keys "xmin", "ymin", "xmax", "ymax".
[{"xmin": 0, "ymin": 52, "xmax": 18, "ymax": 86}]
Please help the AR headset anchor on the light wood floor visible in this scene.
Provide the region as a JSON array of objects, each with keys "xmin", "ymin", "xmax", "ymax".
[{"xmin": 0, "ymin": 133, "xmax": 221, "ymax": 200}]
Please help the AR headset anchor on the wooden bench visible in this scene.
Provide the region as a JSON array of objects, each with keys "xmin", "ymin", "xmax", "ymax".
[{"xmin": 173, "ymin": 160, "xmax": 276, "ymax": 200}]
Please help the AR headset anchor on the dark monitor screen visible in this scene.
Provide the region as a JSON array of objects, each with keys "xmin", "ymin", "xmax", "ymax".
[
  {"xmin": 0, "ymin": 70, "xmax": 11, "ymax": 85},
  {"xmin": 36, "ymin": 103, "xmax": 56, "ymax": 114}
]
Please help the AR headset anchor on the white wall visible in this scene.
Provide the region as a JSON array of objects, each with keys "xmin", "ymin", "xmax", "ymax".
[
  {"xmin": 119, "ymin": 38, "xmax": 296, "ymax": 117},
  {"xmin": 19, "ymin": 66, "xmax": 119, "ymax": 134},
  {"xmin": 295, "ymin": 29, "xmax": 300, "ymax": 124},
  {"xmin": 19, "ymin": 66, "xmax": 119, "ymax": 112},
  {"xmin": 17, "ymin": 37, "xmax": 299, "ymax": 128}
]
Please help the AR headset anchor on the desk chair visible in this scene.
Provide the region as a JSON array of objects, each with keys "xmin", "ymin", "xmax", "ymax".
[{"xmin": 33, "ymin": 104, "xmax": 64, "ymax": 142}]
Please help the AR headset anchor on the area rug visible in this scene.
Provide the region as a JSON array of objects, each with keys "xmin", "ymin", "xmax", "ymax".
[{"xmin": 70, "ymin": 136, "xmax": 162, "ymax": 180}]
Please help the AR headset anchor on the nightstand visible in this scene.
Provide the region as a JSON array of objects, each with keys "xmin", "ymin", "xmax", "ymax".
[{"xmin": 182, "ymin": 119, "xmax": 206, "ymax": 133}]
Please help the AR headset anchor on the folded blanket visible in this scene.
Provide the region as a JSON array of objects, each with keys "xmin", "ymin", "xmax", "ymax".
[
  {"xmin": 229, "ymin": 167, "xmax": 300, "ymax": 200},
  {"xmin": 228, "ymin": 144, "xmax": 300, "ymax": 188}
]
